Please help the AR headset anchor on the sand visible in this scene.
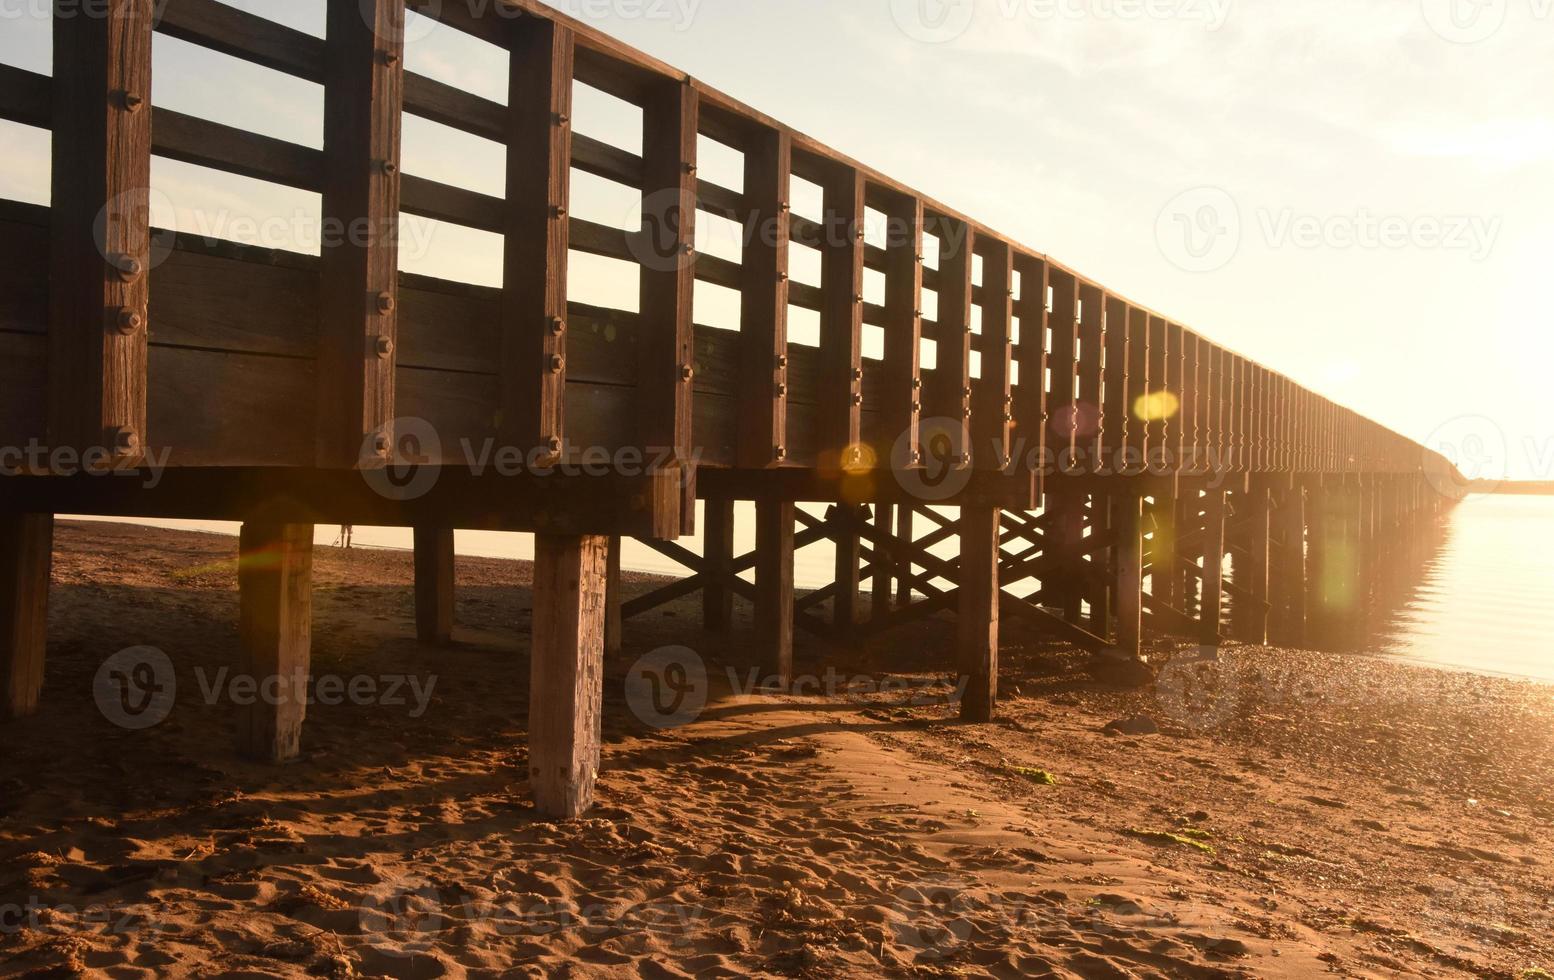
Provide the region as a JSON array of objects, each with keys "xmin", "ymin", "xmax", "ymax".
[{"xmin": 1, "ymin": 520, "xmax": 1551, "ymax": 978}]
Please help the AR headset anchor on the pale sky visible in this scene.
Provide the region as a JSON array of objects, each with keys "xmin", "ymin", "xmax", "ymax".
[{"xmin": 1, "ymin": 0, "xmax": 1550, "ymax": 479}]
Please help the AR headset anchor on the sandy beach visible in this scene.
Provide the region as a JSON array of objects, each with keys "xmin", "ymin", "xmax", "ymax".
[{"xmin": 1, "ymin": 521, "xmax": 1551, "ymax": 979}]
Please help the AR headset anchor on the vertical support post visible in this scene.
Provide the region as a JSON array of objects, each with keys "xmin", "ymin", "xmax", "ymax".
[
  {"xmin": 1273, "ymin": 484, "xmax": 1307, "ymax": 646},
  {"xmin": 1011, "ymin": 256, "xmax": 1048, "ymax": 484},
  {"xmin": 1200, "ymin": 490, "xmax": 1226, "ymax": 645},
  {"xmin": 237, "ymin": 522, "xmax": 314, "ymax": 762},
  {"xmin": 317, "ymin": 0, "xmax": 404, "ymax": 468},
  {"xmin": 502, "ymin": 17, "xmax": 573, "ymax": 461},
  {"xmin": 736, "ymin": 127, "xmax": 790, "ymax": 468},
  {"xmin": 818, "ymin": 165, "xmax": 865, "ymax": 473},
  {"xmin": 1076, "ymin": 283, "xmax": 1105, "ymax": 466},
  {"xmin": 958, "ymin": 504, "xmax": 1000, "ymax": 722},
  {"xmin": 702, "ymin": 497, "xmax": 734, "ymax": 632},
  {"xmin": 639, "ymin": 77, "xmax": 698, "ymax": 469},
  {"xmin": 49, "ymin": 0, "xmax": 154, "ymax": 465},
  {"xmin": 925, "ymin": 216, "xmax": 974, "ymax": 461},
  {"xmin": 1151, "ymin": 492, "xmax": 1178, "ymax": 610},
  {"xmin": 412, "ymin": 526, "xmax": 455, "ymax": 646},
  {"xmin": 0, "ymin": 515, "xmax": 53, "ymax": 721},
  {"xmin": 604, "ymin": 535, "xmax": 623, "ymax": 658},
  {"xmin": 528, "ymin": 533, "xmax": 607, "ymax": 819},
  {"xmin": 754, "ymin": 500, "xmax": 794, "ymax": 686},
  {"xmin": 1235, "ymin": 485, "xmax": 1271, "ymax": 644},
  {"xmin": 872, "ymin": 503, "xmax": 895, "ymax": 621},
  {"xmin": 1112, "ymin": 495, "xmax": 1143, "ymax": 659},
  {"xmin": 976, "ymin": 241, "xmax": 1015, "ymax": 470},
  {"xmin": 879, "ymin": 195, "xmax": 923, "ymax": 466},
  {"xmin": 894, "ymin": 504, "xmax": 914, "ymax": 605},
  {"xmin": 832, "ymin": 505, "xmax": 862, "ymax": 633}
]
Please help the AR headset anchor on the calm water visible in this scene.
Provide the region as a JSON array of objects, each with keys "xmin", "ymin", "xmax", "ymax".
[
  {"xmin": 1365, "ymin": 493, "xmax": 1554, "ymax": 683},
  {"xmin": 79, "ymin": 493, "xmax": 1554, "ymax": 683}
]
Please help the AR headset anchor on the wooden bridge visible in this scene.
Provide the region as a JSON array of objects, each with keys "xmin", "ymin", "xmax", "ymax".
[{"xmin": 0, "ymin": 0, "xmax": 1459, "ymax": 818}]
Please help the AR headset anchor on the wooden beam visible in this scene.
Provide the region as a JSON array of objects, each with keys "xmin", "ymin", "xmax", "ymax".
[
  {"xmin": 925, "ymin": 216, "xmax": 975, "ymax": 464},
  {"xmin": 1046, "ymin": 270, "xmax": 1079, "ymax": 469},
  {"xmin": 1011, "ymin": 255, "xmax": 1048, "ymax": 475},
  {"xmin": 605, "ymin": 535, "xmax": 623, "ymax": 657},
  {"xmin": 412, "ymin": 526, "xmax": 455, "ymax": 646},
  {"xmin": 1234, "ymin": 486, "xmax": 1271, "ymax": 644},
  {"xmin": 638, "ymin": 77, "xmax": 698, "ymax": 465},
  {"xmin": 957, "ymin": 504, "xmax": 1000, "ymax": 722},
  {"xmin": 49, "ymin": 0, "xmax": 154, "ymax": 464},
  {"xmin": 702, "ymin": 497, "xmax": 734, "ymax": 632},
  {"xmin": 817, "ymin": 166, "xmax": 865, "ymax": 472},
  {"xmin": 871, "ymin": 502, "xmax": 895, "ymax": 621},
  {"xmin": 501, "ymin": 17, "xmax": 573, "ymax": 461},
  {"xmin": 316, "ymin": 0, "xmax": 404, "ymax": 468},
  {"xmin": 1076, "ymin": 282, "xmax": 1105, "ymax": 467},
  {"xmin": 0, "ymin": 515, "xmax": 52, "ymax": 720},
  {"xmin": 528, "ymin": 533, "xmax": 608, "ymax": 819},
  {"xmin": 237, "ymin": 522, "xmax": 314, "ymax": 762},
  {"xmin": 736, "ymin": 127, "xmax": 790, "ymax": 468},
  {"xmin": 832, "ymin": 504, "xmax": 864, "ymax": 633},
  {"xmin": 754, "ymin": 499, "xmax": 794, "ymax": 686},
  {"xmin": 1102, "ymin": 297, "xmax": 1130, "ymax": 474}
]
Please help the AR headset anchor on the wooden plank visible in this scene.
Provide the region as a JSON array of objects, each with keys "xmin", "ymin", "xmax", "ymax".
[
  {"xmin": 316, "ymin": 0, "xmax": 405, "ymax": 468},
  {"xmin": 702, "ymin": 496, "xmax": 734, "ymax": 631},
  {"xmin": 957, "ymin": 504, "xmax": 1000, "ymax": 722},
  {"xmin": 638, "ymin": 78, "xmax": 698, "ymax": 465},
  {"xmin": 879, "ymin": 195, "xmax": 924, "ymax": 465},
  {"xmin": 413, "ymin": 526, "xmax": 455, "ymax": 646},
  {"xmin": 528, "ymin": 533, "xmax": 608, "ymax": 819},
  {"xmin": 0, "ymin": 515, "xmax": 52, "ymax": 721},
  {"xmin": 49, "ymin": 0, "xmax": 154, "ymax": 464},
  {"xmin": 754, "ymin": 499, "xmax": 794, "ymax": 686},
  {"xmin": 975, "ymin": 241, "xmax": 1015, "ymax": 470},
  {"xmin": 736, "ymin": 127, "xmax": 790, "ymax": 468},
  {"xmin": 237, "ymin": 521, "xmax": 314, "ymax": 762},
  {"xmin": 818, "ymin": 166, "xmax": 866, "ymax": 471},
  {"xmin": 502, "ymin": 18, "xmax": 574, "ymax": 461}
]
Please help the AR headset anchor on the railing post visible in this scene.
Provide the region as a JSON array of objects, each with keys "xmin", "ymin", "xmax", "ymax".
[
  {"xmin": 502, "ymin": 17, "xmax": 574, "ymax": 462},
  {"xmin": 317, "ymin": 0, "xmax": 405, "ymax": 468},
  {"xmin": 879, "ymin": 194, "xmax": 923, "ymax": 468},
  {"xmin": 736, "ymin": 127, "xmax": 790, "ymax": 468},
  {"xmin": 49, "ymin": 0, "xmax": 155, "ymax": 466},
  {"xmin": 817, "ymin": 165, "xmax": 865, "ymax": 473}
]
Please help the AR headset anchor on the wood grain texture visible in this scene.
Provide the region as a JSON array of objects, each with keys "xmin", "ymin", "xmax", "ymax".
[
  {"xmin": 975, "ymin": 241, "xmax": 1014, "ymax": 471},
  {"xmin": 528, "ymin": 533, "xmax": 608, "ymax": 819},
  {"xmin": 316, "ymin": 0, "xmax": 404, "ymax": 468},
  {"xmin": 702, "ymin": 496, "xmax": 734, "ymax": 631},
  {"xmin": 237, "ymin": 521, "xmax": 314, "ymax": 762},
  {"xmin": 0, "ymin": 514, "xmax": 52, "ymax": 720},
  {"xmin": 817, "ymin": 166, "xmax": 865, "ymax": 470},
  {"xmin": 925, "ymin": 216, "xmax": 974, "ymax": 463},
  {"xmin": 502, "ymin": 18, "xmax": 573, "ymax": 459},
  {"xmin": 754, "ymin": 499, "xmax": 794, "ymax": 686},
  {"xmin": 878, "ymin": 195, "xmax": 923, "ymax": 465},
  {"xmin": 637, "ymin": 78, "xmax": 698, "ymax": 464},
  {"xmin": 49, "ymin": 0, "xmax": 154, "ymax": 464}
]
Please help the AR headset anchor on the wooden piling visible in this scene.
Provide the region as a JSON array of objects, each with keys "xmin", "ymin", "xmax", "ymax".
[
  {"xmin": 1200, "ymin": 490, "xmax": 1226, "ymax": 645},
  {"xmin": 1113, "ymin": 495, "xmax": 1143, "ymax": 660},
  {"xmin": 1234, "ymin": 486, "xmax": 1271, "ymax": 644},
  {"xmin": 412, "ymin": 526, "xmax": 455, "ymax": 646},
  {"xmin": 528, "ymin": 533, "xmax": 608, "ymax": 819},
  {"xmin": 0, "ymin": 515, "xmax": 52, "ymax": 720},
  {"xmin": 871, "ymin": 503, "xmax": 895, "ymax": 622},
  {"xmin": 237, "ymin": 522, "xmax": 314, "ymax": 762},
  {"xmin": 755, "ymin": 499, "xmax": 794, "ymax": 686},
  {"xmin": 604, "ymin": 535, "xmax": 623, "ymax": 658},
  {"xmin": 702, "ymin": 497, "xmax": 734, "ymax": 632},
  {"xmin": 957, "ymin": 504, "xmax": 1000, "ymax": 722}
]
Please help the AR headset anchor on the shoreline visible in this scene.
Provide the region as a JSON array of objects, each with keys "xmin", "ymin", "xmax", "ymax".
[{"xmin": 1, "ymin": 520, "xmax": 1550, "ymax": 977}]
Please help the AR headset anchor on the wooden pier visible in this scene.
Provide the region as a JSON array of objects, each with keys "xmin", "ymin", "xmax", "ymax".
[{"xmin": 0, "ymin": 0, "xmax": 1460, "ymax": 818}]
